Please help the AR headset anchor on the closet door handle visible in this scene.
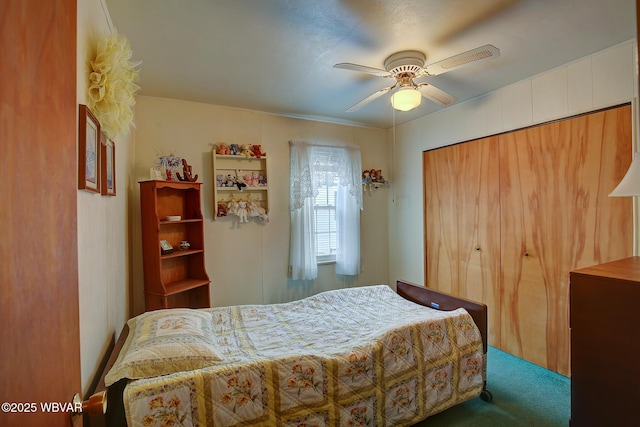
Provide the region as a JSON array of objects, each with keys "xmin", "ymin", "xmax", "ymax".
[
  {"xmin": 475, "ymin": 246, "xmax": 481, "ymax": 251},
  {"xmin": 524, "ymin": 252, "xmax": 529, "ymax": 257}
]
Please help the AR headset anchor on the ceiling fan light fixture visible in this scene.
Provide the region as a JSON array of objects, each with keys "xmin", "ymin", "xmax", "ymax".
[
  {"xmin": 391, "ymin": 87, "xmax": 421, "ymax": 111},
  {"xmin": 336, "ymin": 44, "xmax": 497, "ymax": 112}
]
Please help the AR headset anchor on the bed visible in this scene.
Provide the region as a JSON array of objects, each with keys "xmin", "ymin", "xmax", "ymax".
[{"xmin": 86, "ymin": 281, "xmax": 491, "ymax": 426}]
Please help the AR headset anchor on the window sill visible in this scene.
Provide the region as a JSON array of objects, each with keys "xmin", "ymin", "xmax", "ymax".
[{"xmin": 317, "ymin": 259, "xmax": 336, "ymax": 266}]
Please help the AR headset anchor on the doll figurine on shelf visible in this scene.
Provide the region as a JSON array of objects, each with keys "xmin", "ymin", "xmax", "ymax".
[
  {"xmin": 362, "ymin": 170, "xmax": 373, "ymax": 192},
  {"xmin": 373, "ymin": 169, "xmax": 386, "ymax": 188}
]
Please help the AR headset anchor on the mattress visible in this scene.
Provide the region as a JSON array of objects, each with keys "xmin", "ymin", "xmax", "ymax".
[{"xmin": 107, "ymin": 285, "xmax": 484, "ymax": 426}]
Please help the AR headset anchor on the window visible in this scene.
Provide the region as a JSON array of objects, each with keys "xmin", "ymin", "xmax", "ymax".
[
  {"xmin": 289, "ymin": 141, "xmax": 363, "ymax": 280},
  {"xmin": 314, "ymin": 178, "xmax": 338, "ymax": 262}
]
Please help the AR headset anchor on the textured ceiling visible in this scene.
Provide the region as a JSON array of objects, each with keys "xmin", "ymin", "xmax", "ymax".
[{"xmin": 104, "ymin": 0, "xmax": 636, "ymax": 129}]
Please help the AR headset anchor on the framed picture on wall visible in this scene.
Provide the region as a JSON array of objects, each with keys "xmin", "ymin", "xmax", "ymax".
[
  {"xmin": 101, "ymin": 131, "xmax": 116, "ymax": 196},
  {"xmin": 78, "ymin": 104, "xmax": 101, "ymax": 193}
]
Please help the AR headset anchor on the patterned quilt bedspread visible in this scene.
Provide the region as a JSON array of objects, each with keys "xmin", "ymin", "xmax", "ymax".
[{"xmin": 110, "ymin": 285, "xmax": 484, "ymax": 426}]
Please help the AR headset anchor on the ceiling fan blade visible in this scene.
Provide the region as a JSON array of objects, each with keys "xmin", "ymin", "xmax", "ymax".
[
  {"xmin": 417, "ymin": 83, "xmax": 457, "ymax": 106},
  {"xmin": 425, "ymin": 44, "xmax": 499, "ymax": 76},
  {"xmin": 334, "ymin": 63, "xmax": 392, "ymax": 78},
  {"xmin": 346, "ymin": 86, "xmax": 393, "ymax": 112}
]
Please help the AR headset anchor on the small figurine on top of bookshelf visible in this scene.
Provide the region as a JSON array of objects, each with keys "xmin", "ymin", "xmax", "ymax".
[{"xmin": 176, "ymin": 159, "xmax": 198, "ymax": 182}]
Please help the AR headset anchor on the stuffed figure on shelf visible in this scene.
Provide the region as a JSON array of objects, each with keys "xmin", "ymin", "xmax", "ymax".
[
  {"xmin": 235, "ymin": 169, "xmax": 247, "ymax": 191},
  {"xmin": 216, "ymin": 143, "xmax": 230, "ymax": 155},
  {"xmin": 251, "ymin": 171, "xmax": 260, "ymax": 186},
  {"xmin": 224, "ymin": 174, "xmax": 236, "ymax": 187},
  {"xmin": 240, "ymin": 145, "xmax": 255, "ymax": 158},
  {"xmin": 251, "ymin": 144, "xmax": 265, "ymax": 158}
]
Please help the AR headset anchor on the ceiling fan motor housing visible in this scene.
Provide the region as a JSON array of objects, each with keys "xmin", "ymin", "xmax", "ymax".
[{"xmin": 384, "ymin": 50, "xmax": 427, "ymax": 76}]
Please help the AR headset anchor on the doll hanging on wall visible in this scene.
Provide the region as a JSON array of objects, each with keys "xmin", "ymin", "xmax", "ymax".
[
  {"xmin": 217, "ymin": 202, "xmax": 227, "ymax": 217},
  {"xmin": 226, "ymin": 195, "xmax": 239, "ymax": 216},
  {"xmin": 247, "ymin": 194, "xmax": 269, "ymax": 222},
  {"xmin": 237, "ymin": 199, "xmax": 249, "ymax": 223}
]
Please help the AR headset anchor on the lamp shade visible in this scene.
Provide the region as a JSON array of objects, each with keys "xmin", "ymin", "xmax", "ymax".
[
  {"xmin": 391, "ymin": 88, "xmax": 421, "ymax": 111},
  {"xmin": 609, "ymin": 153, "xmax": 640, "ymax": 197}
]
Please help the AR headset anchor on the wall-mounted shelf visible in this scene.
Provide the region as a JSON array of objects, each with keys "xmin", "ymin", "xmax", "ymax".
[{"xmin": 212, "ymin": 150, "xmax": 269, "ymax": 222}]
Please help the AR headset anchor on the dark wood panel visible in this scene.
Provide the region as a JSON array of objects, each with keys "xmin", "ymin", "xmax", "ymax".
[
  {"xmin": 397, "ymin": 280, "xmax": 488, "ymax": 354},
  {"xmin": 570, "ymin": 257, "xmax": 640, "ymax": 426},
  {"xmin": 0, "ymin": 1, "xmax": 81, "ymax": 426}
]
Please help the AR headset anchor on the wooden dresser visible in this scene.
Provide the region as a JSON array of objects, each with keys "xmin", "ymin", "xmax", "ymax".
[{"xmin": 569, "ymin": 257, "xmax": 640, "ymax": 426}]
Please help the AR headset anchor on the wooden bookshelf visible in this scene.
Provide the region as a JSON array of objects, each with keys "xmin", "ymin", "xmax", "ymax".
[{"xmin": 139, "ymin": 180, "xmax": 210, "ymax": 310}]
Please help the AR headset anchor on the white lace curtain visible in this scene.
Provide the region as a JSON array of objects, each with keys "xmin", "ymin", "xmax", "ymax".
[{"xmin": 289, "ymin": 140, "xmax": 363, "ymax": 280}]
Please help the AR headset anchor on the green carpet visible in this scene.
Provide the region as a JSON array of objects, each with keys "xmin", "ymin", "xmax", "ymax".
[{"xmin": 413, "ymin": 347, "xmax": 570, "ymax": 426}]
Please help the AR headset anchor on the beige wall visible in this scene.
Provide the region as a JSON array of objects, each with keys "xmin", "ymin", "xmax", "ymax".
[
  {"xmin": 76, "ymin": 0, "xmax": 636, "ymax": 396},
  {"xmin": 77, "ymin": 0, "xmax": 133, "ymax": 395},
  {"xmin": 130, "ymin": 98, "xmax": 391, "ymax": 313},
  {"xmin": 389, "ymin": 40, "xmax": 639, "ymax": 288}
]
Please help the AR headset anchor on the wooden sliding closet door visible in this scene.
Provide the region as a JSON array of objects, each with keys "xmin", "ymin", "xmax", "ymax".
[
  {"xmin": 424, "ymin": 104, "xmax": 632, "ymax": 376},
  {"xmin": 424, "ymin": 137, "xmax": 502, "ymax": 346},
  {"xmin": 499, "ymin": 105, "xmax": 633, "ymax": 375}
]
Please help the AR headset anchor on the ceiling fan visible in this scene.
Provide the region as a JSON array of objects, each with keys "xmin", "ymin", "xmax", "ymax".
[{"xmin": 334, "ymin": 44, "xmax": 500, "ymax": 112}]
